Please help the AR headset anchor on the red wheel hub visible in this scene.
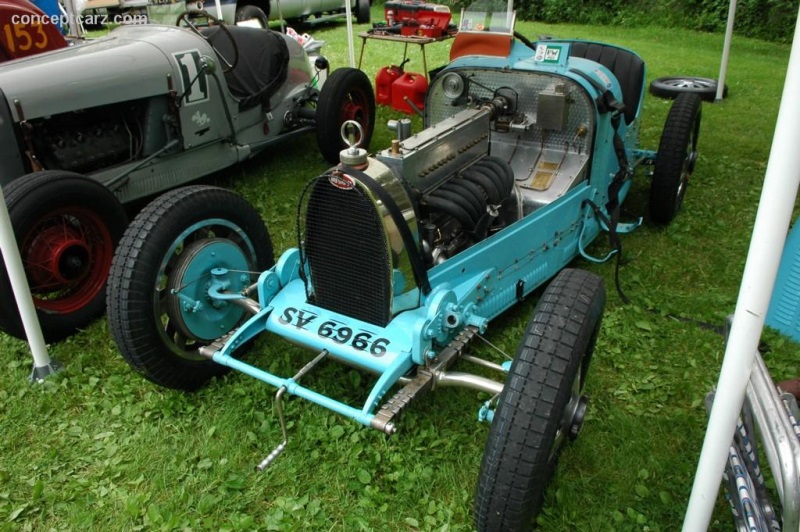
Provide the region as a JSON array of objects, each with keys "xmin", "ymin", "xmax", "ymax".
[
  {"xmin": 21, "ymin": 207, "xmax": 114, "ymax": 314},
  {"xmin": 340, "ymin": 89, "xmax": 371, "ymax": 144},
  {"xmin": 27, "ymin": 225, "xmax": 92, "ymax": 286}
]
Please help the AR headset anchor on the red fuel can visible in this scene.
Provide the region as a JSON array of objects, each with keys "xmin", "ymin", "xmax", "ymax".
[
  {"xmin": 376, "ymin": 64, "xmax": 404, "ymax": 106},
  {"xmin": 391, "ymin": 72, "xmax": 428, "ymax": 114}
]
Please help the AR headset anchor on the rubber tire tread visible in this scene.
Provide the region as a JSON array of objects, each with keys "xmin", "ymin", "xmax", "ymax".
[
  {"xmin": 474, "ymin": 268, "xmax": 606, "ymax": 531},
  {"xmin": 650, "ymin": 92, "xmax": 701, "ymax": 224},
  {"xmin": 355, "ymin": 0, "xmax": 370, "ymax": 24},
  {"xmin": 316, "ymin": 68, "xmax": 375, "ymax": 165},
  {"xmin": 0, "ymin": 170, "xmax": 127, "ymax": 342},
  {"xmin": 107, "ymin": 185, "xmax": 273, "ymax": 391}
]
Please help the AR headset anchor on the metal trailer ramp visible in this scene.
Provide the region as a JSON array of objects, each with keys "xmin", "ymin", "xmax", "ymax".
[
  {"xmin": 683, "ymin": 4, "xmax": 800, "ymax": 527},
  {"xmin": 709, "ymin": 335, "xmax": 800, "ymax": 531}
]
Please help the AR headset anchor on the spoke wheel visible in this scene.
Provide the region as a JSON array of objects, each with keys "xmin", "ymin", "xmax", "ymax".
[
  {"xmin": 0, "ymin": 171, "xmax": 127, "ymax": 342},
  {"xmin": 107, "ymin": 186, "xmax": 273, "ymax": 391},
  {"xmin": 316, "ymin": 67, "xmax": 375, "ymax": 164},
  {"xmin": 649, "ymin": 76, "xmax": 727, "ymax": 102},
  {"xmin": 24, "ymin": 206, "xmax": 113, "ymax": 312},
  {"xmin": 474, "ymin": 268, "xmax": 606, "ymax": 532}
]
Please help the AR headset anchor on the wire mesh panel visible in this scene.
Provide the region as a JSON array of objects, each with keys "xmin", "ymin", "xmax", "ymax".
[{"xmin": 302, "ymin": 176, "xmax": 393, "ymax": 327}]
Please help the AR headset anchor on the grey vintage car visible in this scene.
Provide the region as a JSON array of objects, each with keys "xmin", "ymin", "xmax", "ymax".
[
  {"xmin": 0, "ymin": 18, "xmax": 375, "ymax": 342},
  {"xmin": 106, "ymin": 0, "xmax": 371, "ymax": 28},
  {"xmin": 220, "ymin": 0, "xmax": 371, "ymax": 27}
]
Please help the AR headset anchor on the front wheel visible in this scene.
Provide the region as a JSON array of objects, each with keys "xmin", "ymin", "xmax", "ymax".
[
  {"xmin": 316, "ymin": 67, "xmax": 375, "ymax": 165},
  {"xmin": 0, "ymin": 170, "xmax": 127, "ymax": 342},
  {"xmin": 650, "ymin": 92, "xmax": 702, "ymax": 224},
  {"xmin": 107, "ymin": 186, "xmax": 274, "ymax": 391},
  {"xmin": 474, "ymin": 268, "xmax": 606, "ymax": 531}
]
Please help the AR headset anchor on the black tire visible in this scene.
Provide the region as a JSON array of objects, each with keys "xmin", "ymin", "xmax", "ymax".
[
  {"xmin": 0, "ymin": 170, "xmax": 127, "ymax": 342},
  {"xmin": 286, "ymin": 17, "xmax": 307, "ymax": 27},
  {"xmin": 474, "ymin": 268, "xmax": 606, "ymax": 531},
  {"xmin": 236, "ymin": 4, "xmax": 269, "ymax": 28},
  {"xmin": 650, "ymin": 92, "xmax": 702, "ymax": 224},
  {"xmin": 107, "ymin": 186, "xmax": 274, "ymax": 391},
  {"xmin": 355, "ymin": 0, "xmax": 370, "ymax": 24},
  {"xmin": 316, "ymin": 67, "xmax": 375, "ymax": 165},
  {"xmin": 649, "ymin": 76, "xmax": 727, "ymax": 102}
]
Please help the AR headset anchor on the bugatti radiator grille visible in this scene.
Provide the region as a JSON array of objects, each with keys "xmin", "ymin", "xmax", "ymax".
[{"xmin": 304, "ymin": 177, "xmax": 392, "ymax": 327}]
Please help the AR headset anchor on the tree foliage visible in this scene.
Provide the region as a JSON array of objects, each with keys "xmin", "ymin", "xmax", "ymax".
[{"xmin": 504, "ymin": 0, "xmax": 797, "ymax": 43}]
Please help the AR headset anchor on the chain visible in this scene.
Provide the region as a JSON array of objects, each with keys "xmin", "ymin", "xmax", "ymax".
[{"xmin": 371, "ymin": 326, "xmax": 479, "ymax": 433}]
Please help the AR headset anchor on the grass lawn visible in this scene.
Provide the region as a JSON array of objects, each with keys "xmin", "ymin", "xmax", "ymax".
[{"xmin": 1, "ymin": 7, "xmax": 798, "ymax": 531}]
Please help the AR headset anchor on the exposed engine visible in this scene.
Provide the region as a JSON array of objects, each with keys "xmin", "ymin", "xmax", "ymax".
[
  {"xmin": 27, "ymin": 97, "xmax": 173, "ymax": 175},
  {"xmin": 419, "ymin": 155, "xmax": 515, "ymax": 266},
  {"xmin": 373, "ymin": 98, "xmax": 521, "ymax": 268},
  {"xmin": 30, "ymin": 101, "xmax": 143, "ymax": 174},
  {"xmin": 300, "ymin": 93, "xmax": 520, "ymax": 326}
]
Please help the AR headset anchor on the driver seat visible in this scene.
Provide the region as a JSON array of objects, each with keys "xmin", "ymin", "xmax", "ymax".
[
  {"xmin": 569, "ymin": 42, "xmax": 644, "ymax": 125},
  {"xmin": 201, "ymin": 26, "xmax": 290, "ymax": 111}
]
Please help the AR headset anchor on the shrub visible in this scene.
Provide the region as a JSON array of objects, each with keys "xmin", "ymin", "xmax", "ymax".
[{"xmin": 437, "ymin": 0, "xmax": 797, "ymax": 43}]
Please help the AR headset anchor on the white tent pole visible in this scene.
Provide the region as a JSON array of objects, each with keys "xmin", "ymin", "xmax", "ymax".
[
  {"xmin": 214, "ymin": 0, "xmax": 222, "ymax": 20},
  {"xmin": 683, "ymin": 6, "xmax": 800, "ymax": 529},
  {"xmin": 277, "ymin": 0, "xmax": 285, "ymax": 34},
  {"xmin": 0, "ymin": 185, "xmax": 58, "ymax": 381},
  {"xmin": 345, "ymin": 0, "xmax": 355, "ymax": 67},
  {"xmin": 716, "ymin": 0, "xmax": 737, "ymax": 101},
  {"xmin": 64, "ymin": 0, "xmax": 84, "ymax": 38}
]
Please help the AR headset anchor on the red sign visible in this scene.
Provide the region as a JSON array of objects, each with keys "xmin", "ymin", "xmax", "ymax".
[{"xmin": 0, "ymin": 0, "xmax": 67, "ymax": 62}]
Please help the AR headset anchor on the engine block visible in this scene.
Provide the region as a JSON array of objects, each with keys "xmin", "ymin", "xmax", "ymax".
[
  {"xmin": 31, "ymin": 103, "xmax": 142, "ymax": 174},
  {"xmin": 375, "ymin": 107, "xmax": 492, "ymax": 195}
]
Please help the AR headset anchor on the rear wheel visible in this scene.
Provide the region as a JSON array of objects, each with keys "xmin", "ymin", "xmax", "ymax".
[
  {"xmin": 474, "ymin": 268, "xmax": 605, "ymax": 531},
  {"xmin": 650, "ymin": 92, "xmax": 702, "ymax": 224},
  {"xmin": 355, "ymin": 0, "xmax": 370, "ymax": 24},
  {"xmin": 316, "ymin": 67, "xmax": 375, "ymax": 164},
  {"xmin": 0, "ymin": 171, "xmax": 127, "ymax": 342},
  {"xmin": 107, "ymin": 186, "xmax": 273, "ymax": 391}
]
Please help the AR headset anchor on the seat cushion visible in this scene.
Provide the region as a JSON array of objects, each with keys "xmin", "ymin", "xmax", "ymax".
[
  {"xmin": 569, "ymin": 42, "xmax": 644, "ymax": 125},
  {"xmin": 202, "ymin": 26, "xmax": 290, "ymax": 110}
]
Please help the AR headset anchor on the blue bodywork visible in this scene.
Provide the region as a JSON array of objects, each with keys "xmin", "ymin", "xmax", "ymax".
[{"xmin": 192, "ymin": 37, "xmax": 656, "ymax": 430}]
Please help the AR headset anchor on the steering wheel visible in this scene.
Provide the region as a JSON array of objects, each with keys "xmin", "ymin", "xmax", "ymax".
[{"xmin": 176, "ymin": 10, "xmax": 239, "ymax": 73}]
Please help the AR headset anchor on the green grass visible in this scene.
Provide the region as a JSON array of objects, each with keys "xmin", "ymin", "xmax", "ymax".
[{"xmin": 1, "ymin": 9, "xmax": 798, "ymax": 531}]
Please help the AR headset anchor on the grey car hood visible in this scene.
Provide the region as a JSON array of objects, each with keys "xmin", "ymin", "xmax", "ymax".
[{"xmin": 0, "ymin": 25, "xmax": 208, "ymax": 121}]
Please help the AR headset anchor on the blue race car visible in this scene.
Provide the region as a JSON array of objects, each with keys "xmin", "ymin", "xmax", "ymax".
[{"xmin": 108, "ymin": 4, "xmax": 701, "ymax": 529}]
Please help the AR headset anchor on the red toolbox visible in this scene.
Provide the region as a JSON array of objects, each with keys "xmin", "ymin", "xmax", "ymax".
[{"xmin": 385, "ymin": 1, "xmax": 451, "ymax": 38}]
